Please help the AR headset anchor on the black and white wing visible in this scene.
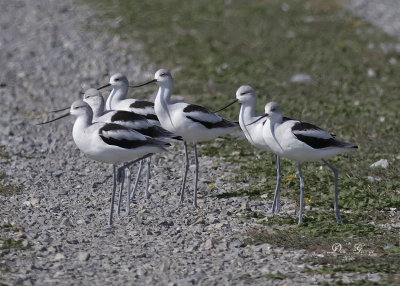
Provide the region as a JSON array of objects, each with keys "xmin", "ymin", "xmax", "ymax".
[
  {"xmin": 99, "ymin": 123, "xmax": 170, "ymax": 149},
  {"xmin": 129, "ymin": 100, "xmax": 159, "ymax": 122},
  {"xmin": 110, "ymin": 111, "xmax": 181, "ymax": 141},
  {"xmin": 183, "ymin": 104, "xmax": 238, "ymax": 129},
  {"xmin": 291, "ymin": 121, "xmax": 355, "ymax": 149},
  {"xmin": 109, "ymin": 110, "xmax": 150, "ymax": 130}
]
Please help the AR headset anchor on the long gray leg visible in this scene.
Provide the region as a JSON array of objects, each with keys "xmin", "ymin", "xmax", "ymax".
[
  {"xmin": 322, "ymin": 159, "xmax": 342, "ymax": 223},
  {"xmin": 144, "ymin": 157, "xmax": 151, "ymax": 199},
  {"xmin": 193, "ymin": 143, "xmax": 199, "ymax": 208},
  {"xmin": 122, "ymin": 167, "xmax": 131, "ymax": 216},
  {"xmin": 109, "ymin": 165, "xmax": 117, "ymax": 225},
  {"xmin": 179, "ymin": 141, "xmax": 189, "ymax": 205},
  {"xmin": 130, "ymin": 159, "xmax": 144, "ymax": 200},
  {"xmin": 297, "ymin": 163, "xmax": 305, "ymax": 226},
  {"xmin": 117, "ymin": 166, "xmax": 125, "ymax": 216},
  {"xmin": 271, "ymin": 155, "xmax": 282, "ymax": 214}
]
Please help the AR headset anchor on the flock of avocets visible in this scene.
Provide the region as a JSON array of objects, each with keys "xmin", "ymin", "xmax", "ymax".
[{"xmin": 39, "ymin": 69, "xmax": 358, "ymax": 226}]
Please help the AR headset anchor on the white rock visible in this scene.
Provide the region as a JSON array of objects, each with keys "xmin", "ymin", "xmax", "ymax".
[
  {"xmin": 367, "ymin": 176, "xmax": 382, "ymax": 182},
  {"xmin": 54, "ymin": 253, "xmax": 65, "ymax": 261},
  {"xmin": 290, "ymin": 73, "xmax": 311, "ymax": 83},
  {"xmin": 370, "ymin": 159, "xmax": 389, "ymax": 168},
  {"xmin": 368, "ymin": 274, "xmax": 381, "ymax": 283},
  {"xmin": 77, "ymin": 252, "xmax": 90, "ymax": 261},
  {"xmin": 367, "ymin": 68, "xmax": 376, "ymax": 77},
  {"xmin": 30, "ymin": 197, "xmax": 40, "ymax": 206},
  {"xmin": 259, "ymin": 265, "xmax": 270, "ymax": 273},
  {"xmin": 204, "ymin": 238, "xmax": 215, "ymax": 250}
]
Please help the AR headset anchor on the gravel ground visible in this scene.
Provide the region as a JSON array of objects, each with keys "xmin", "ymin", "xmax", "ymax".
[{"xmin": 0, "ymin": 0, "xmax": 387, "ymax": 285}]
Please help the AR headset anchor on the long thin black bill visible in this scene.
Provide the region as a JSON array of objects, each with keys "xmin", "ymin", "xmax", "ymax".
[
  {"xmin": 213, "ymin": 99, "xmax": 238, "ymax": 113},
  {"xmin": 49, "ymin": 106, "xmax": 70, "ymax": 113},
  {"xmin": 37, "ymin": 113, "xmax": 70, "ymax": 125},
  {"xmin": 97, "ymin": 83, "xmax": 111, "ymax": 90},
  {"xmin": 129, "ymin": 79, "xmax": 157, "ymax": 88},
  {"xmin": 247, "ymin": 113, "xmax": 268, "ymax": 126}
]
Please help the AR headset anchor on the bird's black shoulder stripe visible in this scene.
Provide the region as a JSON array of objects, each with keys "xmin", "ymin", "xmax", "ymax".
[
  {"xmin": 144, "ymin": 114, "xmax": 159, "ymax": 121},
  {"xmin": 98, "ymin": 124, "xmax": 147, "ymax": 149},
  {"xmin": 99, "ymin": 123, "xmax": 129, "ymax": 133},
  {"xmin": 100, "ymin": 135, "xmax": 150, "ymax": 149},
  {"xmin": 186, "ymin": 116, "xmax": 237, "ymax": 129},
  {"xmin": 292, "ymin": 121, "xmax": 323, "ymax": 132},
  {"xmin": 293, "ymin": 134, "xmax": 346, "ymax": 149},
  {"xmin": 111, "ymin": 111, "xmax": 146, "ymax": 123},
  {"xmin": 134, "ymin": 126, "xmax": 163, "ymax": 138},
  {"xmin": 99, "ymin": 125, "xmax": 170, "ymax": 149},
  {"xmin": 282, "ymin": 117, "xmax": 292, "ymax": 122},
  {"xmin": 130, "ymin": 100, "xmax": 154, "ymax": 109},
  {"xmin": 183, "ymin": 104, "xmax": 210, "ymax": 114}
]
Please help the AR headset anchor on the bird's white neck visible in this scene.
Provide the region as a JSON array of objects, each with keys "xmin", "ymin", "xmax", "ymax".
[
  {"xmin": 154, "ymin": 84, "xmax": 175, "ymax": 130},
  {"xmin": 91, "ymin": 99, "xmax": 105, "ymax": 120},
  {"xmin": 106, "ymin": 85, "xmax": 128, "ymax": 110},
  {"xmin": 157, "ymin": 83, "xmax": 173, "ymax": 102},
  {"xmin": 239, "ymin": 101, "xmax": 258, "ymax": 144},
  {"xmin": 264, "ymin": 116, "xmax": 284, "ymax": 153},
  {"xmin": 72, "ymin": 111, "xmax": 93, "ymax": 149},
  {"xmin": 239, "ymin": 101, "xmax": 257, "ymax": 124}
]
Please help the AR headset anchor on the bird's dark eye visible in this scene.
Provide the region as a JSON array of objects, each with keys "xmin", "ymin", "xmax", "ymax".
[
  {"xmin": 270, "ymin": 108, "xmax": 276, "ymax": 112},
  {"xmin": 240, "ymin": 92, "xmax": 246, "ymax": 96},
  {"xmin": 115, "ymin": 78, "xmax": 120, "ymax": 81},
  {"xmin": 160, "ymin": 73, "xmax": 167, "ymax": 76}
]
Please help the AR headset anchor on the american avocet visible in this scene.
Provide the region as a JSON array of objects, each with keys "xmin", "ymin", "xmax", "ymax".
[
  {"xmin": 97, "ymin": 73, "xmax": 159, "ymax": 125},
  {"xmin": 132, "ymin": 69, "xmax": 239, "ymax": 207},
  {"xmin": 38, "ymin": 100, "xmax": 170, "ymax": 225},
  {"xmin": 82, "ymin": 88, "xmax": 181, "ymax": 201},
  {"xmin": 97, "ymin": 74, "xmax": 160, "ymax": 201},
  {"xmin": 214, "ymin": 85, "xmax": 282, "ymax": 214},
  {"xmin": 250, "ymin": 102, "xmax": 357, "ymax": 225}
]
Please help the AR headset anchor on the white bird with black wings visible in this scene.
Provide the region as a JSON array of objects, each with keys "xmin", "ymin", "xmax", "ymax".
[
  {"xmin": 133, "ymin": 69, "xmax": 239, "ymax": 207},
  {"xmin": 251, "ymin": 101, "xmax": 357, "ymax": 225}
]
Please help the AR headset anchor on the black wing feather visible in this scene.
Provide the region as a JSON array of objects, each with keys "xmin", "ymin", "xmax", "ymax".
[
  {"xmin": 183, "ymin": 104, "xmax": 211, "ymax": 114},
  {"xmin": 130, "ymin": 100, "xmax": 154, "ymax": 109},
  {"xmin": 292, "ymin": 121, "xmax": 323, "ymax": 132},
  {"xmin": 186, "ymin": 116, "xmax": 237, "ymax": 129},
  {"xmin": 293, "ymin": 134, "xmax": 346, "ymax": 149},
  {"xmin": 99, "ymin": 123, "xmax": 168, "ymax": 149},
  {"xmin": 111, "ymin": 111, "xmax": 147, "ymax": 123}
]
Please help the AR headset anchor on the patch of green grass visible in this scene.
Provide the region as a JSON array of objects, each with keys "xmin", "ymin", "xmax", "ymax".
[
  {"xmin": 0, "ymin": 173, "xmax": 20, "ymax": 197},
  {"xmin": 0, "ymin": 224, "xmax": 24, "ymax": 233},
  {"xmin": 314, "ymin": 254, "xmax": 400, "ymax": 274},
  {"xmin": 245, "ymin": 211, "xmax": 400, "ymax": 274},
  {"xmin": 0, "ymin": 238, "xmax": 27, "ymax": 250},
  {"xmin": 0, "ymin": 184, "xmax": 20, "ymax": 197},
  {"xmin": 15, "ymin": 152, "xmax": 34, "ymax": 159},
  {"xmin": 331, "ymin": 278, "xmax": 400, "ymax": 286},
  {"xmin": 0, "ymin": 146, "xmax": 9, "ymax": 159}
]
